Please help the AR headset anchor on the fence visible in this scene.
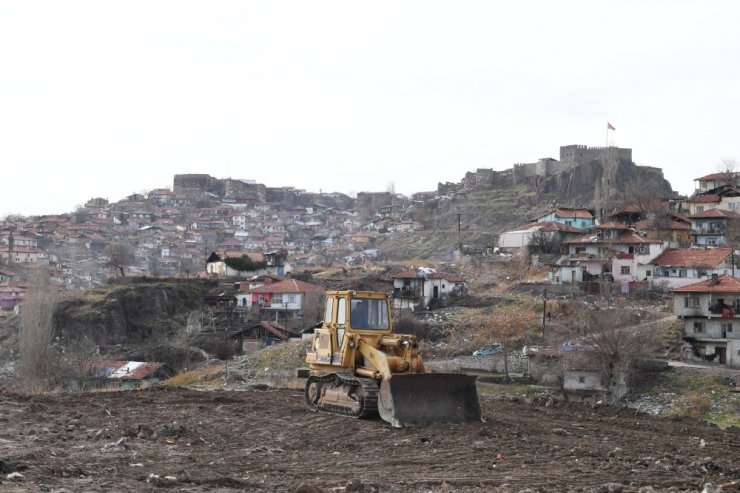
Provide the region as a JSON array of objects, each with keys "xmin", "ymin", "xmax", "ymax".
[{"xmin": 456, "ymin": 353, "xmax": 529, "ymax": 375}]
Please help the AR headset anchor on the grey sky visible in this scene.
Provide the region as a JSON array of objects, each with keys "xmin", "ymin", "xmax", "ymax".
[{"xmin": 2, "ymin": 1, "xmax": 739, "ymax": 216}]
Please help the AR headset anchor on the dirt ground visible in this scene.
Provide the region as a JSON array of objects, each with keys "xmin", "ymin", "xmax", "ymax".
[{"xmin": 0, "ymin": 387, "xmax": 737, "ymax": 493}]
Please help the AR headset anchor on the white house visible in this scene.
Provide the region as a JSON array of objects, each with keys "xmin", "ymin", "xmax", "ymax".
[
  {"xmin": 672, "ymin": 274, "xmax": 740, "ymax": 367},
  {"xmin": 650, "ymin": 247, "xmax": 736, "ymax": 290}
]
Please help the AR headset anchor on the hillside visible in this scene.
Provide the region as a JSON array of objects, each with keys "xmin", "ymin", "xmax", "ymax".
[{"xmin": 377, "ymin": 187, "xmax": 555, "ymax": 260}]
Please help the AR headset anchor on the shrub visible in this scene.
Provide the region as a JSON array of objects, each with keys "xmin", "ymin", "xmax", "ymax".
[{"xmin": 224, "ymin": 255, "xmax": 267, "ymax": 272}]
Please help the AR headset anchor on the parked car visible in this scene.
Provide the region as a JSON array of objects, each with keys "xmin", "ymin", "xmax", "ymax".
[{"xmin": 473, "ymin": 344, "xmax": 502, "ymax": 356}]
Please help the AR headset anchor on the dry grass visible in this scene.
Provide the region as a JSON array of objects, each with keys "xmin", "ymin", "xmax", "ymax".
[
  {"xmin": 164, "ymin": 363, "xmax": 225, "ymax": 387},
  {"xmin": 669, "ymin": 391, "xmax": 713, "ymax": 419}
]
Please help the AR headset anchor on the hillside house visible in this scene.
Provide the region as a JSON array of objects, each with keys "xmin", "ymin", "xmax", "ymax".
[
  {"xmin": 392, "ymin": 269, "xmax": 467, "ymax": 310},
  {"xmin": 686, "ymin": 194, "xmax": 721, "ymax": 216},
  {"xmin": 0, "ymin": 282, "xmax": 25, "ymax": 310},
  {"xmin": 634, "ymin": 213, "xmax": 692, "ymax": 247},
  {"xmin": 690, "ymin": 209, "xmax": 740, "ymax": 246},
  {"xmin": 69, "ymin": 360, "xmax": 172, "ymax": 391},
  {"xmin": 527, "ymin": 348, "xmax": 627, "ymax": 402},
  {"xmin": 554, "ymin": 232, "xmax": 663, "ymax": 283},
  {"xmin": 0, "ymin": 246, "xmax": 43, "ymax": 264},
  {"xmin": 694, "ymin": 172, "xmax": 738, "ymax": 194},
  {"xmin": 533, "ymin": 208, "xmax": 594, "ymax": 229},
  {"xmin": 673, "ymin": 274, "xmax": 740, "ymax": 367},
  {"xmin": 650, "ymin": 247, "xmax": 735, "ymax": 289},
  {"xmin": 247, "ymin": 279, "xmax": 325, "ymax": 328},
  {"xmin": 0, "ymin": 268, "xmax": 19, "ymax": 283},
  {"xmin": 498, "ymin": 221, "xmax": 583, "ymax": 251}
]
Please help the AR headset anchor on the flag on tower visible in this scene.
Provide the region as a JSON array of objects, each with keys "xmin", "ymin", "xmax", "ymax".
[{"xmin": 607, "ymin": 122, "xmax": 615, "ymax": 131}]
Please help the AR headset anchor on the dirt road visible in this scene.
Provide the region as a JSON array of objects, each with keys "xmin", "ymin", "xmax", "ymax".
[{"xmin": 0, "ymin": 387, "xmax": 737, "ymax": 492}]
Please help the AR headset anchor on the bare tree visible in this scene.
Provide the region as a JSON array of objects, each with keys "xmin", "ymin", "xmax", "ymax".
[
  {"xmin": 623, "ymin": 181, "xmax": 665, "ymax": 219},
  {"xmin": 572, "ymin": 310, "xmax": 660, "ymax": 405},
  {"xmin": 717, "ymin": 157, "xmax": 738, "ymax": 187},
  {"xmin": 529, "ymin": 229, "xmax": 562, "ymax": 254},
  {"xmin": 104, "ymin": 243, "xmax": 134, "ymax": 277},
  {"xmin": 18, "ymin": 267, "xmax": 59, "ymax": 391}
]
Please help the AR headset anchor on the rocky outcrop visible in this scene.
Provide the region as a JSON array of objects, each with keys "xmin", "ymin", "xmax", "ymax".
[{"xmin": 54, "ymin": 279, "xmax": 216, "ymax": 345}]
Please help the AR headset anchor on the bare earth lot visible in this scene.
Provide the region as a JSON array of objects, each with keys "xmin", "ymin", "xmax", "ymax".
[{"xmin": 0, "ymin": 387, "xmax": 737, "ymax": 493}]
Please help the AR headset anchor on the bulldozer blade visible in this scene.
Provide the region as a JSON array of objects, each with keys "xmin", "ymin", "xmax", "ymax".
[{"xmin": 378, "ymin": 373, "xmax": 481, "ymax": 427}]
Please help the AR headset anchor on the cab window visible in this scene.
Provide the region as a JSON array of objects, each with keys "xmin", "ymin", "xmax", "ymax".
[
  {"xmin": 323, "ymin": 298, "xmax": 334, "ymax": 324},
  {"xmin": 337, "ymin": 298, "xmax": 347, "ymax": 326},
  {"xmin": 350, "ymin": 298, "xmax": 389, "ymax": 330}
]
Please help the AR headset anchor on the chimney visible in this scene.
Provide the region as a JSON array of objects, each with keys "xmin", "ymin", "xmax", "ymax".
[{"xmin": 711, "ymin": 273, "xmax": 720, "ymax": 285}]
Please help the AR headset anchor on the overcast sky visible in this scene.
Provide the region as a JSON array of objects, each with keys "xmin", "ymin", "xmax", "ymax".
[{"xmin": 2, "ymin": 1, "xmax": 739, "ymax": 216}]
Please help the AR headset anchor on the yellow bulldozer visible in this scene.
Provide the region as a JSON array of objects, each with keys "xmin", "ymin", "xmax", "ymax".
[{"xmin": 303, "ymin": 290, "xmax": 481, "ymax": 427}]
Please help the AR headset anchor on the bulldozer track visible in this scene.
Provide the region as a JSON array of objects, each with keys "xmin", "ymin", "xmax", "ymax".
[{"xmin": 305, "ymin": 373, "xmax": 379, "ymax": 419}]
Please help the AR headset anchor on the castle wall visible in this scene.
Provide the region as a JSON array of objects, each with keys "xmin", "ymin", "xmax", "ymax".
[{"xmin": 560, "ymin": 145, "xmax": 632, "ymax": 167}]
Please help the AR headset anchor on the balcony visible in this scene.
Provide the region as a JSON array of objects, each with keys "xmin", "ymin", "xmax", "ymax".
[
  {"xmin": 692, "ymin": 227, "xmax": 725, "ymax": 235},
  {"xmin": 393, "ymin": 288, "xmax": 422, "ymax": 300}
]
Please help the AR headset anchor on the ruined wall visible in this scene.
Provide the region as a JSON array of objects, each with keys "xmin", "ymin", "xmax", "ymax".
[
  {"xmin": 224, "ymin": 180, "xmax": 267, "ymax": 202},
  {"xmin": 173, "ymin": 174, "xmax": 224, "ymax": 197},
  {"xmin": 356, "ymin": 192, "xmax": 394, "ymax": 217}
]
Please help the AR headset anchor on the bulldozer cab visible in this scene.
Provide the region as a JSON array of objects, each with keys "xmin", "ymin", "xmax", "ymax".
[{"xmin": 323, "ymin": 291, "xmax": 392, "ymax": 334}]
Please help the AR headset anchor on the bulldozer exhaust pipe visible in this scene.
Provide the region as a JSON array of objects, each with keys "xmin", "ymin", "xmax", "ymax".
[{"xmin": 378, "ymin": 373, "xmax": 482, "ymax": 427}]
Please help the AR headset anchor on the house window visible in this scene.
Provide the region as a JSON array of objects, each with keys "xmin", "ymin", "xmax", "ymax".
[
  {"xmin": 694, "ymin": 321, "xmax": 705, "ymax": 333},
  {"xmin": 272, "ymin": 294, "xmax": 283, "ymax": 304},
  {"xmin": 578, "ymin": 376, "xmax": 585, "ymax": 383},
  {"xmin": 646, "ymin": 270, "xmax": 652, "ymax": 277},
  {"xmin": 685, "ymin": 297, "xmax": 700, "ymax": 308},
  {"xmin": 621, "ymin": 266, "xmax": 630, "ymax": 275},
  {"xmin": 722, "ymin": 323, "xmax": 733, "ymax": 333},
  {"xmin": 288, "ymin": 295, "xmax": 296, "ymax": 303},
  {"xmin": 697, "ymin": 206, "xmax": 705, "ymax": 213},
  {"xmin": 679, "ymin": 269, "xmax": 687, "ymax": 277}
]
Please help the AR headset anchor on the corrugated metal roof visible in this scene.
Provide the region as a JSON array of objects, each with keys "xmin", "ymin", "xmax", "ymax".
[{"xmin": 85, "ymin": 360, "xmax": 166, "ymax": 380}]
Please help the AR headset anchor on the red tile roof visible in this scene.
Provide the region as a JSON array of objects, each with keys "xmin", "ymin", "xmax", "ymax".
[
  {"xmin": 250, "ymin": 279, "xmax": 325, "ymax": 294},
  {"xmin": 651, "ymin": 247, "xmax": 732, "ymax": 268},
  {"xmin": 634, "ymin": 218, "xmax": 690, "ymax": 231},
  {"xmin": 535, "ymin": 208, "xmax": 593, "ymax": 220},
  {"xmin": 597, "ymin": 221, "xmax": 630, "ymax": 230},
  {"xmin": 690, "ymin": 208, "xmax": 740, "ymax": 219},
  {"xmin": 673, "ymin": 274, "xmax": 740, "ymax": 293},
  {"xmin": 393, "ymin": 270, "xmax": 421, "ymax": 279},
  {"xmin": 688, "ymin": 194, "xmax": 721, "ymax": 204},
  {"xmin": 695, "ymin": 172, "xmax": 738, "ymax": 182}
]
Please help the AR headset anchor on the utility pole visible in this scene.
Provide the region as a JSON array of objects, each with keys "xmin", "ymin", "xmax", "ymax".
[
  {"xmin": 457, "ymin": 213, "xmax": 462, "ymax": 252},
  {"xmin": 542, "ymin": 288, "xmax": 548, "ymax": 342}
]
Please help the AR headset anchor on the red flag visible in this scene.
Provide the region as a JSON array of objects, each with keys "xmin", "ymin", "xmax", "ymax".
[{"xmin": 607, "ymin": 122, "xmax": 615, "ymax": 131}]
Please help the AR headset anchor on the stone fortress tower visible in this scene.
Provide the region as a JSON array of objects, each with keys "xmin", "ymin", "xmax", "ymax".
[{"xmin": 440, "ymin": 144, "xmax": 672, "ymax": 216}]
